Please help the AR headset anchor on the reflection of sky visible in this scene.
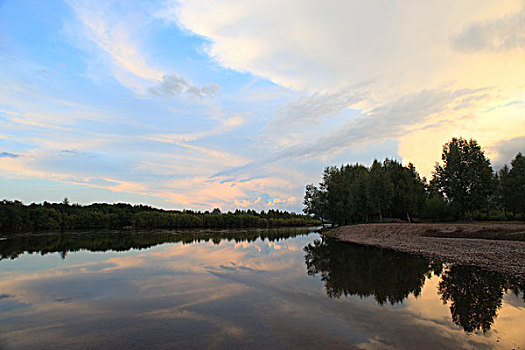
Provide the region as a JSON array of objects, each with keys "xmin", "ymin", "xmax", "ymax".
[{"xmin": 0, "ymin": 232, "xmax": 524, "ymax": 349}]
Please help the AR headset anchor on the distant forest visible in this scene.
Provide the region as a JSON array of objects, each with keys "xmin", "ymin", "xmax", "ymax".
[
  {"xmin": 0, "ymin": 202, "xmax": 320, "ymax": 235},
  {"xmin": 304, "ymin": 137, "xmax": 525, "ymax": 225}
]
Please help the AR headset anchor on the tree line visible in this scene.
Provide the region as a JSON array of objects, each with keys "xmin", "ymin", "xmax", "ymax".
[
  {"xmin": 304, "ymin": 137, "xmax": 525, "ymax": 225},
  {"xmin": 0, "ymin": 201, "xmax": 320, "ymax": 235}
]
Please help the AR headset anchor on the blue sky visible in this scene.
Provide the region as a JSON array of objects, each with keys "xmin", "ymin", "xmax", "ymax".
[{"xmin": 1, "ymin": 0, "xmax": 525, "ymax": 211}]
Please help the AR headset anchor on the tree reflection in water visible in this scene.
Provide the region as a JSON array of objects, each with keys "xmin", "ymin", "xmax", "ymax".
[
  {"xmin": 304, "ymin": 237, "xmax": 439, "ymax": 304},
  {"xmin": 438, "ymin": 265, "xmax": 525, "ymax": 333},
  {"xmin": 304, "ymin": 237, "xmax": 524, "ymax": 333},
  {"xmin": 2, "ymin": 230, "xmax": 524, "ymax": 335},
  {"xmin": 0, "ymin": 227, "xmax": 310, "ymax": 261}
]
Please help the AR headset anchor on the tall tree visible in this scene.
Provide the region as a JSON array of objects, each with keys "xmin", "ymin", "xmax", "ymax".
[
  {"xmin": 303, "ymin": 184, "xmax": 327, "ymax": 224},
  {"xmin": 383, "ymin": 159, "xmax": 426, "ymax": 222},
  {"xmin": 347, "ymin": 164, "xmax": 370, "ymax": 222},
  {"xmin": 504, "ymin": 152, "xmax": 525, "ymax": 218},
  {"xmin": 366, "ymin": 160, "xmax": 394, "ymax": 222},
  {"xmin": 432, "ymin": 137, "xmax": 495, "ymax": 218}
]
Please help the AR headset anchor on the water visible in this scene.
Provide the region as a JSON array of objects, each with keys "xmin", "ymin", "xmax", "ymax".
[{"xmin": 0, "ymin": 228, "xmax": 523, "ymax": 349}]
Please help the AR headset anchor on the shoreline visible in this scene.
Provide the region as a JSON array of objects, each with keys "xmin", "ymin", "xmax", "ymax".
[
  {"xmin": 0, "ymin": 224, "xmax": 321, "ymax": 238},
  {"xmin": 324, "ymin": 223, "xmax": 525, "ymax": 281}
]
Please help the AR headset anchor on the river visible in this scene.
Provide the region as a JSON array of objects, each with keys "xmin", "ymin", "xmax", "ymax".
[{"xmin": 0, "ymin": 227, "xmax": 523, "ymax": 349}]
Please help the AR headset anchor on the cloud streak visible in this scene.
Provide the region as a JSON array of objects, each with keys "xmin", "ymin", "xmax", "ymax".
[
  {"xmin": 143, "ymin": 114, "xmax": 244, "ymax": 143},
  {"xmin": 217, "ymin": 88, "xmax": 488, "ymax": 178},
  {"xmin": 264, "ymin": 89, "xmax": 363, "ymax": 137}
]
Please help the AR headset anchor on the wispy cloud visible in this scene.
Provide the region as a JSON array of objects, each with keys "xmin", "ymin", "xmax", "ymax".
[
  {"xmin": 264, "ymin": 89, "xmax": 363, "ymax": 136},
  {"xmin": 142, "ymin": 114, "xmax": 244, "ymax": 143},
  {"xmin": 217, "ymin": 88, "xmax": 484, "ymax": 177},
  {"xmin": 66, "ymin": 0, "xmax": 220, "ymax": 97},
  {"xmin": 66, "ymin": 0, "xmax": 161, "ymax": 85}
]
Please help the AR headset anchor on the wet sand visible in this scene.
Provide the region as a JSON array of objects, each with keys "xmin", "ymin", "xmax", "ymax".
[{"xmin": 325, "ymin": 223, "xmax": 525, "ymax": 280}]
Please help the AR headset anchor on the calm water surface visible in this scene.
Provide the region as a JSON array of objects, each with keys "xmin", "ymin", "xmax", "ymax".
[{"xmin": 0, "ymin": 228, "xmax": 524, "ymax": 349}]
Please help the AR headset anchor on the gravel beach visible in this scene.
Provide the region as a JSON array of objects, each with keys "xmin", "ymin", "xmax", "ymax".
[{"xmin": 326, "ymin": 223, "xmax": 525, "ymax": 281}]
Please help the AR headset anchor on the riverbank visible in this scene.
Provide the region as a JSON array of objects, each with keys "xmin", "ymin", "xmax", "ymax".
[{"xmin": 325, "ymin": 223, "xmax": 525, "ymax": 281}]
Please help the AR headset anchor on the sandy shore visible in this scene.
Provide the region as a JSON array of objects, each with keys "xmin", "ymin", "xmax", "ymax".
[{"xmin": 326, "ymin": 223, "xmax": 525, "ymax": 281}]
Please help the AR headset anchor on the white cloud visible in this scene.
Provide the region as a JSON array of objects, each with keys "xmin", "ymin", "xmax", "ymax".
[
  {"xmin": 170, "ymin": 0, "xmax": 525, "ymax": 177},
  {"xmin": 172, "ymin": 0, "xmax": 524, "ymax": 93},
  {"xmin": 66, "ymin": 0, "xmax": 220, "ymax": 96}
]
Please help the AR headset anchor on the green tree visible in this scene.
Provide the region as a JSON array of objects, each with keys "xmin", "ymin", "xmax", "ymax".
[
  {"xmin": 326, "ymin": 166, "xmax": 353, "ymax": 225},
  {"xmin": 423, "ymin": 194, "xmax": 450, "ymax": 222},
  {"xmin": 497, "ymin": 165, "xmax": 510, "ymax": 217},
  {"xmin": 383, "ymin": 160, "xmax": 426, "ymax": 222},
  {"xmin": 432, "ymin": 137, "xmax": 495, "ymax": 218},
  {"xmin": 346, "ymin": 164, "xmax": 370, "ymax": 222},
  {"xmin": 312, "ymin": 164, "xmax": 373, "ymax": 225},
  {"xmin": 303, "ymin": 184, "xmax": 327, "ymax": 224},
  {"xmin": 502, "ymin": 152, "xmax": 525, "ymax": 218},
  {"xmin": 366, "ymin": 160, "xmax": 393, "ymax": 222}
]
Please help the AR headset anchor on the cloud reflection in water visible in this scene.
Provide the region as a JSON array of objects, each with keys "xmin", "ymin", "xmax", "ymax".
[{"xmin": 0, "ymin": 229, "xmax": 524, "ymax": 349}]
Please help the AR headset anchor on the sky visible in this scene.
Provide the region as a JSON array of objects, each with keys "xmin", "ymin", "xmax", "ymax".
[{"xmin": 0, "ymin": 0, "xmax": 524, "ymax": 212}]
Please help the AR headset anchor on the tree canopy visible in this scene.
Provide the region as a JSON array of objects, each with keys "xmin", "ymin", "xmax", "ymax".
[
  {"xmin": 431, "ymin": 137, "xmax": 496, "ymax": 217},
  {"xmin": 303, "ymin": 159, "xmax": 427, "ymax": 225},
  {"xmin": 499, "ymin": 152, "xmax": 525, "ymax": 217},
  {"xmin": 304, "ymin": 137, "xmax": 524, "ymax": 223}
]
